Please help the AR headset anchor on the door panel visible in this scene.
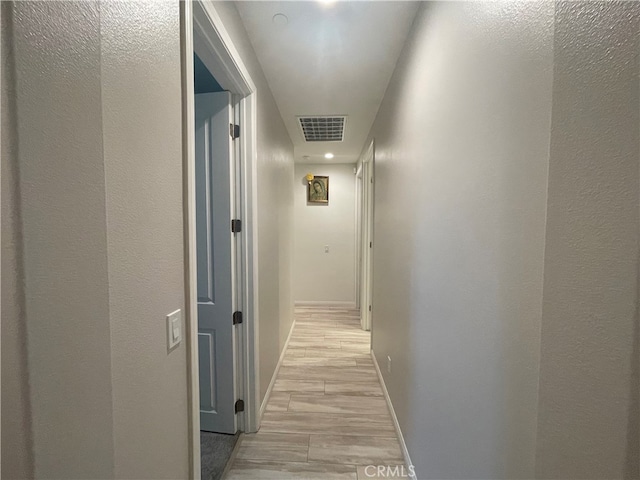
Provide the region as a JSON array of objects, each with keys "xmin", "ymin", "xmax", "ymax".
[
  {"xmin": 195, "ymin": 91, "xmax": 236, "ymax": 434},
  {"xmin": 198, "ymin": 332, "xmax": 217, "ymax": 412}
]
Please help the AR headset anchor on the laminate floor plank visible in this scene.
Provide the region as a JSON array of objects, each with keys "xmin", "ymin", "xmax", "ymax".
[{"xmin": 225, "ymin": 307, "xmax": 408, "ymax": 480}]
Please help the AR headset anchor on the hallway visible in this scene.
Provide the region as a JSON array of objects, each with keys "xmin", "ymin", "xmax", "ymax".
[
  {"xmin": 225, "ymin": 307, "xmax": 406, "ymax": 480},
  {"xmin": 3, "ymin": 2, "xmax": 638, "ymax": 479}
]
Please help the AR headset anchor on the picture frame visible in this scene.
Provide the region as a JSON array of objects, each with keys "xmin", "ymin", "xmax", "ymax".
[{"xmin": 308, "ymin": 176, "xmax": 329, "ymax": 204}]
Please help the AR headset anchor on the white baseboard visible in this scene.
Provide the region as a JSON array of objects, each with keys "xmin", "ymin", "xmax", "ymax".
[
  {"xmin": 294, "ymin": 300, "xmax": 357, "ymax": 309},
  {"xmin": 371, "ymin": 349, "xmax": 417, "ymax": 480},
  {"xmin": 259, "ymin": 319, "xmax": 296, "ymax": 419}
]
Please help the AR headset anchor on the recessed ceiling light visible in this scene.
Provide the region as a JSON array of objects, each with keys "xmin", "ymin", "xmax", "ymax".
[
  {"xmin": 319, "ymin": 0, "xmax": 336, "ymax": 5},
  {"xmin": 324, "ymin": 153, "xmax": 334, "ymax": 159}
]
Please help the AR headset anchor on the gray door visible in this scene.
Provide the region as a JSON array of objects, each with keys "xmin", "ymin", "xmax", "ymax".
[{"xmin": 196, "ymin": 91, "xmax": 237, "ymax": 434}]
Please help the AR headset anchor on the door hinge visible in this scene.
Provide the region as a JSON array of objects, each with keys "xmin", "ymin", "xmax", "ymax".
[
  {"xmin": 230, "ymin": 123, "xmax": 240, "ymax": 140},
  {"xmin": 233, "ymin": 311, "xmax": 243, "ymax": 325},
  {"xmin": 231, "ymin": 219, "xmax": 242, "ymax": 233},
  {"xmin": 369, "ymin": 241, "xmax": 372, "ymax": 248},
  {"xmin": 369, "ymin": 305, "xmax": 372, "ymax": 312},
  {"xmin": 234, "ymin": 399, "xmax": 245, "ymax": 414}
]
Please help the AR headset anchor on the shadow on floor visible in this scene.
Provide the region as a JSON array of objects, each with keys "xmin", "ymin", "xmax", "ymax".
[{"xmin": 201, "ymin": 431, "xmax": 239, "ymax": 480}]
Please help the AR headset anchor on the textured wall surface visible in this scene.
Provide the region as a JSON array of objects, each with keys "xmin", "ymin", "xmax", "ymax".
[
  {"xmin": 366, "ymin": 3, "xmax": 554, "ymax": 478},
  {"xmin": 4, "ymin": 3, "xmax": 292, "ymax": 476},
  {"xmin": 211, "ymin": 2, "xmax": 295, "ymax": 401},
  {"xmin": 7, "ymin": 2, "xmax": 190, "ymax": 477},
  {"xmin": 1, "ymin": 3, "xmax": 34, "ymax": 478},
  {"xmin": 535, "ymin": 3, "xmax": 640, "ymax": 478},
  {"xmin": 100, "ymin": 2, "xmax": 189, "ymax": 478},
  {"xmin": 11, "ymin": 2, "xmax": 116, "ymax": 477},
  {"xmin": 293, "ymin": 164, "xmax": 357, "ymax": 305}
]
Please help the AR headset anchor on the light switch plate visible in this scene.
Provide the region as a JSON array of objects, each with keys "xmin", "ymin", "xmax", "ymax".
[{"xmin": 167, "ymin": 309, "xmax": 182, "ymax": 351}]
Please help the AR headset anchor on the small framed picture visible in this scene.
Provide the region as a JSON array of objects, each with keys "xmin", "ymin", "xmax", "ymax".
[{"xmin": 308, "ymin": 176, "xmax": 329, "ymax": 204}]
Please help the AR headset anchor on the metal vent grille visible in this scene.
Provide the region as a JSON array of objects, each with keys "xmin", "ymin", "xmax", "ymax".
[{"xmin": 298, "ymin": 116, "xmax": 346, "ymax": 142}]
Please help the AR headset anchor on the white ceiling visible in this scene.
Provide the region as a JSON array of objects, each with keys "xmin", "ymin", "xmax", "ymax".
[{"xmin": 235, "ymin": 1, "xmax": 420, "ymax": 164}]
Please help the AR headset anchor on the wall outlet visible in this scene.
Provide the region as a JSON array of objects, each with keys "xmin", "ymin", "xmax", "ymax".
[
  {"xmin": 324, "ymin": 245, "xmax": 329, "ymax": 253},
  {"xmin": 387, "ymin": 355, "xmax": 392, "ymax": 373}
]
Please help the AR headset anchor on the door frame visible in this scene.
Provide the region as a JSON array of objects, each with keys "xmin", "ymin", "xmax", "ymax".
[
  {"xmin": 358, "ymin": 140, "xmax": 375, "ymax": 331},
  {"xmin": 355, "ymin": 163, "xmax": 363, "ymax": 311},
  {"xmin": 181, "ymin": 2, "xmax": 260, "ymax": 478}
]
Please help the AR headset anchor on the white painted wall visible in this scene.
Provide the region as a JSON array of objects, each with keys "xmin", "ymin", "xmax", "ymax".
[
  {"xmin": 1, "ymin": 3, "xmax": 33, "ymax": 478},
  {"xmin": 12, "ymin": 3, "xmax": 117, "ymax": 476},
  {"xmin": 535, "ymin": 3, "xmax": 639, "ymax": 478},
  {"xmin": 100, "ymin": 3, "xmax": 189, "ymax": 477},
  {"xmin": 208, "ymin": 2, "xmax": 295, "ymax": 402},
  {"xmin": 293, "ymin": 164, "xmax": 357, "ymax": 306},
  {"xmin": 367, "ymin": 2, "xmax": 639, "ymax": 479},
  {"xmin": 7, "ymin": 2, "xmax": 188, "ymax": 477},
  {"xmin": 367, "ymin": 3, "xmax": 554, "ymax": 478}
]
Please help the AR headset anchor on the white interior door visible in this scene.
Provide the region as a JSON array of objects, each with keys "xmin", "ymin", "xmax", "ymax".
[{"xmin": 195, "ymin": 91, "xmax": 238, "ymax": 434}]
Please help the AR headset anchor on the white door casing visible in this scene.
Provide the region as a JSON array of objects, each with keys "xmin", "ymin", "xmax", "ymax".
[
  {"xmin": 183, "ymin": 1, "xmax": 261, "ymax": 476},
  {"xmin": 360, "ymin": 140, "xmax": 374, "ymax": 332}
]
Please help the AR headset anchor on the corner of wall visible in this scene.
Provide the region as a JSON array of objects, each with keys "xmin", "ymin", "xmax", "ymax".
[
  {"xmin": 535, "ymin": 3, "xmax": 640, "ymax": 477},
  {"xmin": 1, "ymin": 2, "xmax": 34, "ymax": 477}
]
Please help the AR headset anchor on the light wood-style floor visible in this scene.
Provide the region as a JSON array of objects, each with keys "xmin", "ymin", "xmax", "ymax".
[{"xmin": 225, "ymin": 307, "xmax": 407, "ymax": 480}]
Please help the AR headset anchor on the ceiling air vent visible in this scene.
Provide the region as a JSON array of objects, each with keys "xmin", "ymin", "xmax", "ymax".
[{"xmin": 298, "ymin": 116, "xmax": 346, "ymax": 142}]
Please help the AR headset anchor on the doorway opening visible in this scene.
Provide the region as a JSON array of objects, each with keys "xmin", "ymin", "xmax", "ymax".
[
  {"xmin": 356, "ymin": 140, "xmax": 375, "ymax": 332},
  {"xmin": 181, "ymin": 1, "xmax": 260, "ymax": 478}
]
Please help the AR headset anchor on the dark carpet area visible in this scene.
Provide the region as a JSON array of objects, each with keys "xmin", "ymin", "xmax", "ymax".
[{"xmin": 200, "ymin": 431, "xmax": 240, "ymax": 480}]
